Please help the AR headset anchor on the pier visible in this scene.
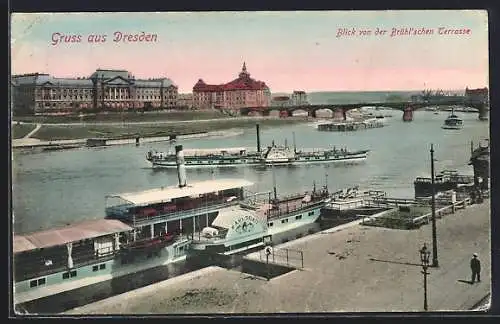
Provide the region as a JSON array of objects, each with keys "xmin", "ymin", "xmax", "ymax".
[{"xmin": 64, "ymin": 199, "xmax": 490, "ymax": 314}]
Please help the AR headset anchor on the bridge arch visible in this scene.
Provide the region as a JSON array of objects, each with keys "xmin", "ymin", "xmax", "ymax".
[
  {"xmin": 314, "ymin": 108, "xmax": 334, "ymax": 118},
  {"xmin": 247, "ymin": 109, "xmax": 263, "ymax": 117},
  {"xmin": 268, "ymin": 109, "xmax": 282, "ymax": 117},
  {"xmin": 291, "ymin": 109, "xmax": 308, "ymax": 117}
]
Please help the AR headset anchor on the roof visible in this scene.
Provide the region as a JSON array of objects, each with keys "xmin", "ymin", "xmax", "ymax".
[
  {"xmin": 465, "ymin": 87, "xmax": 488, "ymax": 95},
  {"xmin": 13, "ymin": 219, "xmax": 132, "ymax": 253},
  {"xmin": 109, "ymin": 178, "xmax": 254, "ymax": 207},
  {"xmin": 13, "ymin": 236, "xmax": 37, "ymax": 254},
  {"xmin": 193, "ymin": 63, "xmax": 268, "ymax": 92},
  {"xmin": 273, "ymin": 96, "xmax": 290, "ymax": 101},
  {"xmin": 38, "ymin": 78, "xmax": 93, "ymax": 87},
  {"xmin": 211, "ymin": 206, "xmax": 259, "ymax": 229},
  {"xmin": 90, "ymin": 69, "xmax": 130, "ymax": 80},
  {"xmin": 12, "ymin": 74, "xmax": 51, "ymax": 85},
  {"xmin": 134, "ymin": 78, "xmax": 175, "ymax": 88}
]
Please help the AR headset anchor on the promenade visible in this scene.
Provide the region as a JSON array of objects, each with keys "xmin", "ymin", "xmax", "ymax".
[
  {"xmin": 12, "ymin": 130, "xmax": 244, "ymax": 149},
  {"xmin": 65, "ymin": 200, "xmax": 490, "ymax": 314}
]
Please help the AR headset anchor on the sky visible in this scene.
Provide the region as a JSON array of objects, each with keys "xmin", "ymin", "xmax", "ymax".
[{"xmin": 11, "ymin": 11, "xmax": 489, "ymax": 93}]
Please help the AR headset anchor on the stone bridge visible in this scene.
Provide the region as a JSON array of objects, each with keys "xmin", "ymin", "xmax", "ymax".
[{"xmin": 239, "ymin": 99, "xmax": 488, "ymax": 119}]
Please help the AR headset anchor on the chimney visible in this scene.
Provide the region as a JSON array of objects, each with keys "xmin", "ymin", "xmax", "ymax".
[
  {"xmin": 256, "ymin": 124, "xmax": 261, "ymax": 153},
  {"xmin": 175, "ymin": 145, "xmax": 187, "ymax": 188}
]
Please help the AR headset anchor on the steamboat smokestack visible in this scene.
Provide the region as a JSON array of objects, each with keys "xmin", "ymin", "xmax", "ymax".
[
  {"xmin": 256, "ymin": 124, "xmax": 261, "ymax": 153},
  {"xmin": 175, "ymin": 145, "xmax": 187, "ymax": 188}
]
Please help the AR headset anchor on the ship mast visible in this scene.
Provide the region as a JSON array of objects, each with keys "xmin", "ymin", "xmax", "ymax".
[
  {"xmin": 293, "ymin": 132, "xmax": 297, "ymax": 154},
  {"xmin": 272, "ymin": 162, "xmax": 278, "ymax": 201}
]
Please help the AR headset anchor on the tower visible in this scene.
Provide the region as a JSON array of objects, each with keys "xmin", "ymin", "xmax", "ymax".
[{"xmin": 239, "ymin": 62, "xmax": 250, "ymax": 78}]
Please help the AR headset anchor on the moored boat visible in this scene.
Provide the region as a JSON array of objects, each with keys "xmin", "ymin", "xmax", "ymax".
[
  {"xmin": 413, "ymin": 170, "xmax": 474, "ymax": 199},
  {"xmin": 189, "ymin": 181, "xmax": 331, "ymax": 255},
  {"xmin": 442, "ymin": 109, "xmax": 463, "ymax": 129},
  {"xmin": 321, "ymin": 187, "xmax": 388, "ymax": 220}
]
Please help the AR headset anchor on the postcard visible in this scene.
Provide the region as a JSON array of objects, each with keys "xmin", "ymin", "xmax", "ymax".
[{"xmin": 10, "ymin": 10, "xmax": 490, "ymax": 315}]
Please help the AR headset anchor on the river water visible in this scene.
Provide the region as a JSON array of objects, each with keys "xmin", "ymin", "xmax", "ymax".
[{"xmin": 12, "ymin": 110, "xmax": 489, "ymax": 235}]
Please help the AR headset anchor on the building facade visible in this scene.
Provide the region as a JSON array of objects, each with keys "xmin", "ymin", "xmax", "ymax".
[
  {"xmin": 192, "ymin": 63, "xmax": 271, "ymax": 110},
  {"xmin": 177, "ymin": 93, "xmax": 194, "ymax": 109},
  {"xmin": 291, "ymin": 90, "xmax": 309, "ymax": 106},
  {"xmin": 271, "ymin": 95, "xmax": 291, "ymax": 107},
  {"xmin": 465, "ymin": 87, "xmax": 489, "ymax": 105},
  {"xmin": 271, "ymin": 91, "xmax": 309, "ymax": 107},
  {"xmin": 11, "ymin": 69, "xmax": 178, "ymax": 115}
]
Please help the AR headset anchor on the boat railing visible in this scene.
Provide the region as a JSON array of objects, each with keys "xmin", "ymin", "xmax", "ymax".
[
  {"xmin": 330, "ymin": 189, "xmax": 386, "ymax": 201},
  {"xmin": 14, "ymin": 246, "xmax": 117, "ymax": 282},
  {"xmin": 191, "ymin": 233, "xmax": 227, "ymax": 244},
  {"xmin": 415, "ymin": 175, "xmax": 474, "ymax": 184},
  {"xmin": 128, "ymin": 200, "xmax": 240, "ymax": 226}
]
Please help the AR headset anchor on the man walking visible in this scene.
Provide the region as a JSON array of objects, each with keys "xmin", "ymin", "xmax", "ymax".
[{"xmin": 470, "ymin": 253, "xmax": 481, "ymax": 284}]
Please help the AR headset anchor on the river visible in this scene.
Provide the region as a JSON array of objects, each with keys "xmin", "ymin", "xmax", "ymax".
[{"xmin": 12, "ymin": 110, "xmax": 488, "ymax": 235}]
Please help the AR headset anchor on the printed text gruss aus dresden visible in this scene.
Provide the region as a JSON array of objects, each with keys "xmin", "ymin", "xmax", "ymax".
[
  {"xmin": 50, "ymin": 32, "xmax": 158, "ymax": 46},
  {"xmin": 335, "ymin": 27, "xmax": 472, "ymax": 38}
]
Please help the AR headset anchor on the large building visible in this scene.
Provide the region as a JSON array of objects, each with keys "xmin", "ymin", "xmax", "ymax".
[
  {"xmin": 192, "ymin": 62, "xmax": 271, "ymax": 110},
  {"xmin": 271, "ymin": 91, "xmax": 309, "ymax": 107},
  {"xmin": 177, "ymin": 93, "xmax": 194, "ymax": 109},
  {"xmin": 291, "ymin": 90, "xmax": 309, "ymax": 106},
  {"xmin": 11, "ymin": 69, "xmax": 178, "ymax": 115}
]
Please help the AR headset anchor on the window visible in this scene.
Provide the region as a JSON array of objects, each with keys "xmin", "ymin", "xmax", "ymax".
[
  {"xmin": 281, "ymin": 219, "xmax": 288, "ymax": 224},
  {"xmin": 92, "ymin": 265, "xmax": 99, "ymax": 272},
  {"xmin": 38, "ymin": 278, "xmax": 46, "ymax": 285},
  {"xmin": 308, "ymin": 211, "xmax": 314, "ymax": 216},
  {"xmin": 30, "ymin": 280, "xmax": 38, "ymax": 288},
  {"xmin": 268, "ymin": 222, "xmax": 274, "ymax": 227},
  {"xmin": 99, "ymin": 264, "xmax": 106, "ymax": 270},
  {"xmin": 62, "ymin": 272, "xmax": 70, "ymax": 279},
  {"xmin": 296, "ymin": 215, "xmax": 302, "ymax": 220},
  {"xmin": 70, "ymin": 270, "xmax": 77, "ymax": 278}
]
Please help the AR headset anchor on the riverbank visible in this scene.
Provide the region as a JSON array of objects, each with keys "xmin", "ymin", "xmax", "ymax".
[
  {"xmin": 12, "ymin": 129, "xmax": 248, "ymax": 149},
  {"xmin": 12, "ymin": 117, "xmax": 309, "ymax": 142},
  {"xmin": 13, "ymin": 110, "xmax": 234, "ymax": 124},
  {"xmin": 65, "ymin": 199, "xmax": 490, "ymax": 314}
]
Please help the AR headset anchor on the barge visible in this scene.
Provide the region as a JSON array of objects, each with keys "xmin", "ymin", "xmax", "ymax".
[
  {"xmin": 317, "ymin": 118, "xmax": 384, "ymax": 132},
  {"xmin": 413, "ymin": 170, "xmax": 474, "ymax": 199},
  {"xmin": 320, "ymin": 187, "xmax": 390, "ymax": 227}
]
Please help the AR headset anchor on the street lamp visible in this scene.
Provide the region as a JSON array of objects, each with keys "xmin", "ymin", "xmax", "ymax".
[
  {"xmin": 430, "ymin": 144, "xmax": 439, "ymax": 267},
  {"xmin": 419, "ymin": 243, "xmax": 431, "ymax": 311}
]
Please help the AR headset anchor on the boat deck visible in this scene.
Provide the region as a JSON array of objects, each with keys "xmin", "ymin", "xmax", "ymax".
[{"xmin": 256, "ymin": 196, "xmax": 326, "ymax": 221}]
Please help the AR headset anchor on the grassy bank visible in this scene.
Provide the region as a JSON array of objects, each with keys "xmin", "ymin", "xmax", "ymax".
[
  {"xmin": 11, "ymin": 124, "xmax": 37, "ymax": 139},
  {"xmin": 14, "ymin": 110, "xmax": 233, "ymax": 124},
  {"xmin": 31, "ymin": 118, "xmax": 308, "ymax": 141}
]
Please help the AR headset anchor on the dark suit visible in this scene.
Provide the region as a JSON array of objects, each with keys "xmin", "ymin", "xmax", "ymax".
[{"xmin": 470, "ymin": 257, "xmax": 481, "ymax": 283}]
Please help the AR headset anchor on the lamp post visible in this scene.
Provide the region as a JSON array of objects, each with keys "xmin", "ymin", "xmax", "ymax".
[
  {"xmin": 419, "ymin": 243, "xmax": 431, "ymax": 311},
  {"xmin": 430, "ymin": 144, "xmax": 439, "ymax": 267}
]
